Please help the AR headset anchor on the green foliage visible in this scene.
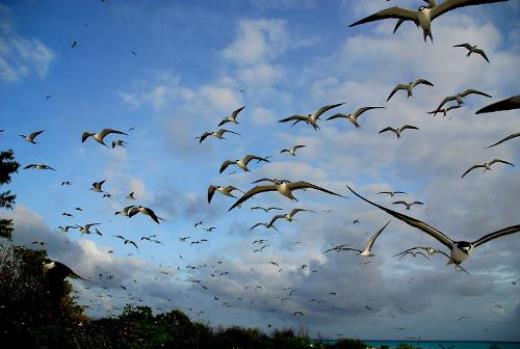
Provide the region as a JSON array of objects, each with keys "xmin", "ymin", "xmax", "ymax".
[
  {"xmin": 332, "ymin": 338, "xmax": 369, "ymax": 349},
  {"xmin": 0, "ymin": 149, "xmax": 20, "ymax": 239}
]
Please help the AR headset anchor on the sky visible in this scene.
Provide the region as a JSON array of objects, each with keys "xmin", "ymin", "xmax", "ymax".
[{"xmin": 1, "ymin": 0, "xmax": 520, "ymax": 341}]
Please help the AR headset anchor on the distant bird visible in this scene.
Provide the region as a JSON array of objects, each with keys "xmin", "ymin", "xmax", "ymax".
[
  {"xmin": 348, "ymin": 0, "xmax": 509, "ymax": 42},
  {"xmin": 249, "ymin": 222, "xmax": 280, "ymax": 233},
  {"xmin": 45, "ymin": 95, "xmax": 52, "ymax": 99},
  {"xmin": 128, "ymin": 206, "xmax": 163, "ymax": 224},
  {"xmin": 250, "ymin": 206, "xmax": 283, "ymax": 212},
  {"xmin": 428, "ymin": 105, "xmax": 462, "ymax": 117},
  {"xmin": 293, "ymin": 311, "xmax": 304, "ymax": 317},
  {"xmin": 194, "ymin": 221, "xmax": 204, "ymax": 227},
  {"xmin": 71, "ymin": 41, "xmax": 78, "ymax": 48},
  {"xmin": 229, "ymin": 180, "xmax": 343, "ymax": 211},
  {"xmin": 103, "ymin": 193, "xmax": 111, "ymax": 198},
  {"xmin": 476, "ymin": 95, "xmax": 520, "ymax": 114},
  {"xmin": 19, "ymin": 130, "xmax": 44, "ymax": 144},
  {"xmin": 76, "ymin": 223, "xmax": 101, "ymax": 235},
  {"xmin": 61, "ymin": 181, "xmax": 72, "ymax": 186},
  {"xmin": 280, "ymin": 145, "xmax": 306, "ymax": 157},
  {"xmin": 392, "ymin": 200, "xmax": 424, "ymax": 210},
  {"xmin": 326, "ymin": 106, "xmax": 384, "ymax": 128},
  {"xmin": 487, "ymin": 132, "xmax": 520, "ymax": 148},
  {"xmin": 279, "ymin": 102, "xmax": 345, "ymax": 130},
  {"xmin": 378, "ymin": 190, "xmax": 407, "ymax": 197},
  {"xmin": 126, "ymin": 192, "xmax": 136, "ymax": 200},
  {"xmin": 219, "ymin": 154, "xmax": 270, "ymax": 173},
  {"xmin": 82, "ymin": 128, "xmax": 128, "ymax": 146},
  {"xmin": 268, "ymin": 208, "xmax": 313, "ymax": 226},
  {"xmin": 453, "ymin": 43, "xmax": 489, "ymax": 62},
  {"xmin": 217, "ymin": 106, "xmax": 246, "ymax": 126},
  {"xmin": 94, "ymin": 228, "xmax": 102, "ymax": 237},
  {"xmin": 124, "ymin": 239, "xmax": 139, "ymax": 249},
  {"xmin": 325, "ymin": 244, "xmax": 350, "ymax": 253},
  {"xmin": 396, "ymin": 249, "xmax": 429, "ymax": 260},
  {"xmin": 196, "ymin": 128, "xmax": 240, "ymax": 143},
  {"xmin": 253, "ymin": 239, "xmax": 269, "ymax": 245},
  {"xmin": 204, "ymin": 226, "xmax": 216, "ymax": 232},
  {"xmin": 130, "ymin": 50, "xmax": 137, "ymax": 56},
  {"xmin": 365, "ymin": 305, "xmax": 373, "ymax": 312},
  {"xmin": 112, "ymin": 140, "xmax": 128, "ymax": 148},
  {"xmin": 348, "ymin": 186, "xmax": 520, "ymax": 266},
  {"xmin": 253, "ymin": 245, "xmax": 270, "ymax": 253},
  {"xmin": 62, "ymin": 212, "xmax": 73, "ymax": 217},
  {"xmin": 208, "ymin": 185, "xmax": 244, "ymax": 203},
  {"xmin": 24, "ymin": 164, "xmax": 56, "ymax": 171},
  {"xmin": 386, "ymin": 79, "xmax": 433, "ymax": 101},
  {"xmin": 59, "ymin": 225, "xmax": 77, "ymax": 233},
  {"xmin": 435, "ymin": 89, "xmax": 492, "ymax": 113},
  {"xmin": 379, "ymin": 125, "xmax": 419, "ymax": 138},
  {"xmin": 90, "ymin": 180, "xmax": 106, "ymax": 192},
  {"xmin": 334, "ymin": 221, "xmax": 391, "ymax": 257},
  {"xmin": 115, "ymin": 205, "xmax": 136, "ymax": 217},
  {"xmin": 353, "ymin": 219, "xmax": 359, "ymax": 224},
  {"xmin": 179, "ymin": 236, "xmax": 191, "ymax": 242},
  {"xmin": 460, "ymin": 159, "xmax": 514, "ymax": 178}
]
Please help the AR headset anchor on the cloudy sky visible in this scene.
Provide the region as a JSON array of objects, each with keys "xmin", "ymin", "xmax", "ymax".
[{"xmin": 1, "ymin": 0, "xmax": 519, "ymax": 341}]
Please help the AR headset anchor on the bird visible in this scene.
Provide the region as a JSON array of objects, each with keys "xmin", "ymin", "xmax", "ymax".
[
  {"xmin": 229, "ymin": 180, "xmax": 343, "ymax": 211},
  {"xmin": 395, "ymin": 249, "xmax": 429, "ymax": 260},
  {"xmin": 194, "ymin": 221, "xmax": 204, "ymax": 227},
  {"xmin": 76, "ymin": 223, "xmax": 101, "ymax": 235},
  {"xmin": 250, "ymin": 206, "xmax": 283, "ymax": 212},
  {"xmin": 253, "ymin": 245, "xmax": 270, "ymax": 253},
  {"xmin": 347, "ymin": 185, "xmax": 520, "ymax": 265},
  {"xmin": 58, "ymin": 225, "xmax": 77, "ymax": 233},
  {"xmin": 19, "ymin": 130, "xmax": 45, "ymax": 144},
  {"xmin": 348, "ymin": 1, "xmax": 509, "ymax": 42},
  {"xmin": 435, "ymin": 89, "xmax": 492, "ymax": 113},
  {"xmin": 128, "ymin": 206, "xmax": 163, "ymax": 224},
  {"xmin": 487, "ymin": 132, "xmax": 520, "ymax": 148},
  {"xmin": 90, "ymin": 180, "xmax": 106, "ymax": 192},
  {"xmin": 280, "ymin": 145, "xmax": 306, "ymax": 157},
  {"xmin": 61, "ymin": 181, "xmax": 72, "ymax": 186},
  {"xmin": 476, "ymin": 95, "xmax": 520, "ymax": 114},
  {"xmin": 334, "ymin": 221, "xmax": 391, "ymax": 257},
  {"xmin": 249, "ymin": 222, "xmax": 280, "ymax": 233},
  {"xmin": 326, "ymin": 106, "xmax": 385, "ymax": 128},
  {"xmin": 62, "ymin": 212, "xmax": 73, "ymax": 217},
  {"xmin": 378, "ymin": 190, "xmax": 407, "ymax": 197},
  {"xmin": 293, "ymin": 311, "xmax": 304, "ymax": 317},
  {"xmin": 279, "ymin": 102, "xmax": 345, "ymax": 130},
  {"xmin": 24, "ymin": 164, "xmax": 56, "ymax": 171},
  {"xmin": 43, "ymin": 259, "xmax": 84, "ymax": 302},
  {"xmin": 130, "ymin": 50, "xmax": 137, "ymax": 56},
  {"xmin": 71, "ymin": 41, "xmax": 78, "ymax": 48},
  {"xmin": 453, "ymin": 43, "xmax": 490, "ymax": 62},
  {"xmin": 386, "ymin": 79, "xmax": 433, "ymax": 101},
  {"xmin": 219, "ymin": 154, "xmax": 270, "ymax": 173},
  {"xmin": 325, "ymin": 244, "xmax": 350, "ymax": 253},
  {"xmin": 207, "ymin": 185, "xmax": 244, "ymax": 203},
  {"xmin": 379, "ymin": 125, "xmax": 419, "ymax": 139},
  {"xmin": 253, "ymin": 239, "xmax": 269, "ymax": 245},
  {"xmin": 81, "ymin": 128, "xmax": 128, "ymax": 146},
  {"xmin": 392, "ymin": 200, "xmax": 424, "ymax": 210},
  {"xmin": 196, "ymin": 128, "xmax": 240, "ymax": 143},
  {"xmin": 204, "ymin": 226, "xmax": 216, "ymax": 232},
  {"xmin": 126, "ymin": 192, "xmax": 136, "ymax": 200},
  {"xmin": 460, "ymin": 159, "xmax": 514, "ymax": 178},
  {"xmin": 268, "ymin": 208, "xmax": 313, "ymax": 226},
  {"xmin": 427, "ymin": 105, "xmax": 462, "ymax": 117},
  {"xmin": 124, "ymin": 239, "xmax": 139, "ymax": 249},
  {"xmin": 112, "ymin": 140, "xmax": 128, "ymax": 148},
  {"xmin": 103, "ymin": 193, "xmax": 111, "ymax": 198},
  {"xmin": 217, "ymin": 106, "xmax": 246, "ymax": 126},
  {"xmin": 115, "ymin": 205, "xmax": 136, "ymax": 216}
]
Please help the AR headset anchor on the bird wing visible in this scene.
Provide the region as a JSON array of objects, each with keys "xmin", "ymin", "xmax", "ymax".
[
  {"xmin": 347, "ymin": 186, "xmax": 454, "ymax": 249},
  {"xmin": 474, "ymin": 48, "xmax": 490, "ymax": 62},
  {"xmin": 23, "ymin": 164, "xmax": 36, "ymax": 169},
  {"xmin": 143, "ymin": 207, "xmax": 160, "ymax": 224},
  {"xmin": 289, "ymin": 208, "xmax": 310, "ymax": 216},
  {"xmin": 228, "ymin": 185, "xmax": 277, "ymax": 211},
  {"xmin": 387, "ymin": 85, "xmax": 406, "ymax": 102},
  {"xmin": 250, "ymin": 223, "xmax": 267, "ymax": 230},
  {"xmin": 280, "ymin": 149, "xmax": 289, "ymax": 153},
  {"xmin": 354, "ymin": 106, "xmax": 385, "ymax": 119},
  {"xmin": 489, "ymin": 159, "xmax": 514, "ymax": 167},
  {"xmin": 460, "ymin": 165, "xmax": 485, "ymax": 178},
  {"xmin": 326, "ymin": 113, "xmax": 348, "ymax": 121},
  {"xmin": 219, "ymin": 160, "xmax": 236, "ymax": 173},
  {"xmin": 392, "ymin": 200, "xmax": 408, "ymax": 207},
  {"xmin": 294, "ymin": 144, "xmax": 306, "ymax": 150},
  {"xmin": 453, "ymin": 43, "xmax": 473, "ymax": 50},
  {"xmin": 198, "ymin": 132, "xmax": 212, "ymax": 143},
  {"xmin": 487, "ymin": 132, "xmax": 520, "ymax": 148},
  {"xmin": 412, "ymin": 201, "xmax": 424, "ymax": 206},
  {"xmin": 379, "ymin": 127, "xmax": 397, "ymax": 135},
  {"xmin": 279, "ymin": 115, "xmax": 308, "ymax": 123},
  {"xmin": 128, "ymin": 207, "xmax": 140, "ymax": 217},
  {"xmin": 472, "ymin": 225, "xmax": 520, "ymax": 248},
  {"xmin": 366, "ymin": 220, "xmax": 391, "ymax": 251},
  {"xmin": 431, "ymin": 0, "xmax": 508, "ymax": 20},
  {"xmin": 81, "ymin": 132, "xmax": 93, "ymax": 142},
  {"xmin": 208, "ymin": 185, "xmax": 216, "ymax": 203},
  {"xmin": 99, "ymin": 128, "xmax": 128, "ymax": 140},
  {"xmin": 29, "ymin": 130, "xmax": 45, "ymax": 140},
  {"xmin": 413, "ymin": 79, "xmax": 434, "ymax": 87},
  {"xmin": 289, "ymin": 181, "xmax": 343, "ymax": 197},
  {"xmin": 314, "ymin": 102, "xmax": 345, "ymax": 119},
  {"xmin": 220, "ymin": 128, "xmax": 240, "ymax": 135},
  {"xmin": 436, "ymin": 96, "xmax": 456, "ymax": 110},
  {"xmin": 230, "ymin": 105, "xmax": 246, "ymax": 121},
  {"xmin": 460, "ymin": 89, "xmax": 492, "ymax": 98},
  {"xmin": 476, "ymin": 95, "xmax": 520, "ymax": 114},
  {"xmin": 349, "ymin": 7, "xmax": 418, "ymax": 27},
  {"xmin": 243, "ymin": 154, "xmax": 270, "ymax": 165},
  {"xmin": 340, "ymin": 247, "xmax": 363, "ymax": 253}
]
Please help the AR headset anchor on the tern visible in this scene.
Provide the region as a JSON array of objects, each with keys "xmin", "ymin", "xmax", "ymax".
[
  {"xmin": 280, "ymin": 144, "xmax": 306, "ymax": 156},
  {"xmin": 348, "ymin": 186, "xmax": 520, "ymax": 265},
  {"xmin": 90, "ymin": 180, "xmax": 106, "ymax": 192},
  {"xmin": 379, "ymin": 125, "xmax": 419, "ymax": 138},
  {"xmin": 250, "ymin": 206, "xmax": 283, "ymax": 212},
  {"xmin": 393, "ymin": 200, "xmax": 424, "ymax": 210},
  {"xmin": 460, "ymin": 159, "xmax": 514, "ymax": 178},
  {"xmin": 378, "ymin": 191, "xmax": 407, "ymax": 197},
  {"xmin": 76, "ymin": 223, "xmax": 101, "ymax": 235},
  {"xmin": 128, "ymin": 206, "xmax": 163, "ymax": 224},
  {"xmin": 435, "ymin": 89, "xmax": 492, "ymax": 113},
  {"xmin": 219, "ymin": 154, "xmax": 270, "ymax": 173},
  {"xmin": 428, "ymin": 105, "xmax": 462, "ymax": 117},
  {"xmin": 115, "ymin": 205, "xmax": 136, "ymax": 216},
  {"xmin": 279, "ymin": 103, "xmax": 345, "ymax": 130},
  {"xmin": 476, "ymin": 95, "xmax": 520, "ymax": 114},
  {"xmin": 82, "ymin": 128, "xmax": 128, "ymax": 146},
  {"xmin": 349, "ymin": 0, "xmax": 508, "ymax": 42},
  {"xmin": 268, "ymin": 208, "xmax": 313, "ymax": 226},
  {"xmin": 326, "ymin": 106, "xmax": 385, "ymax": 128},
  {"xmin": 196, "ymin": 128, "xmax": 240, "ymax": 143},
  {"xmin": 335, "ymin": 221, "xmax": 391, "ymax": 257},
  {"xmin": 19, "ymin": 130, "xmax": 44, "ymax": 144},
  {"xmin": 217, "ymin": 106, "xmax": 246, "ymax": 126},
  {"xmin": 453, "ymin": 43, "xmax": 490, "ymax": 62},
  {"xmin": 24, "ymin": 164, "xmax": 56, "ymax": 171},
  {"xmin": 208, "ymin": 185, "xmax": 244, "ymax": 203},
  {"xmin": 387, "ymin": 79, "xmax": 433, "ymax": 101},
  {"xmin": 229, "ymin": 180, "xmax": 343, "ymax": 211},
  {"xmin": 487, "ymin": 132, "xmax": 520, "ymax": 148}
]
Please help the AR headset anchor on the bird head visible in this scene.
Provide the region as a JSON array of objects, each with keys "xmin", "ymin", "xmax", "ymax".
[{"xmin": 455, "ymin": 241, "xmax": 473, "ymax": 254}]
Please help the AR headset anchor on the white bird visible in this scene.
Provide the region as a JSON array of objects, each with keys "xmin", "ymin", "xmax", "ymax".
[
  {"xmin": 76, "ymin": 223, "xmax": 101, "ymax": 235},
  {"xmin": 218, "ymin": 106, "xmax": 246, "ymax": 126},
  {"xmin": 392, "ymin": 200, "xmax": 424, "ymax": 210},
  {"xmin": 379, "ymin": 125, "xmax": 419, "ymax": 138},
  {"xmin": 280, "ymin": 144, "xmax": 306, "ymax": 157},
  {"xmin": 453, "ymin": 43, "xmax": 490, "ymax": 62},
  {"xmin": 82, "ymin": 128, "xmax": 128, "ymax": 146},
  {"xmin": 386, "ymin": 79, "xmax": 433, "ymax": 101},
  {"xmin": 196, "ymin": 128, "xmax": 240, "ymax": 143},
  {"xmin": 250, "ymin": 206, "xmax": 283, "ymax": 212},
  {"xmin": 326, "ymin": 106, "xmax": 385, "ymax": 128},
  {"xmin": 348, "ymin": 186, "xmax": 520, "ymax": 265},
  {"xmin": 207, "ymin": 185, "xmax": 244, "ymax": 203},
  {"xmin": 435, "ymin": 89, "xmax": 492, "ymax": 113},
  {"xmin": 128, "ymin": 206, "xmax": 163, "ymax": 224},
  {"xmin": 377, "ymin": 190, "xmax": 407, "ymax": 197},
  {"xmin": 19, "ymin": 130, "xmax": 44, "ymax": 144},
  {"xmin": 279, "ymin": 103, "xmax": 345, "ymax": 130},
  {"xmin": 268, "ymin": 208, "xmax": 313, "ymax": 226},
  {"xmin": 334, "ymin": 221, "xmax": 391, "ymax": 257},
  {"xmin": 461, "ymin": 159, "xmax": 514, "ymax": 178},
  {"xmin": 219, "ymin": 154, "xmax": 270, "ymax": 173}
]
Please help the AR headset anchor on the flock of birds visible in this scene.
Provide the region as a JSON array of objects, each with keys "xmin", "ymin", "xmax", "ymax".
[{"xmin": 3, "ymin": 0, "xmax": 520, "ymax": 331}]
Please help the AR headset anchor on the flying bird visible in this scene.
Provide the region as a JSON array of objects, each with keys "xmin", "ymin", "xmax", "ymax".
[
  {"xmin": 128, "ymin": 206, "xmax": 163, "ymax": 224},
  {"xmin": 61, "ymin": 181, "xmax": 72, "ymax": 186},
  {"xmin": 334, "ymin": 221, "xmax": 391, "ymax": 257},
  {"xmin": 219, "ymin": 154, "xmax": 270, "ymax": 173},
  {"xmin": 326, "ymin": 106, "xmax": 385, "ymax": 128},
  {"xmin": 19, "ymin": 130, "xmax": 45, "ymax": 144},
  {"xmin": 196, "ymin": 128, "xmax": 240, "ymax": 143},
  {"xmin": 487, "ymin": 132, "xmax": 520, "ymax": 148},
  {"xmin": 386, "ymin": 79, "xmax": 433, "ymax": 101},
  {"xmin": 249, "ymin": 222, "xmax": 280, "ymax": 233},
  {"xmin": 392, "ymin": 200, "xmax": 424, "ymax": 210},
  {"xmin": 280, "ymin": 144, "xmax": 306, "ymax": 157},
  {"xmin": 250, "ymin": 206, "xmax": 283, "ymax": 212},
  {"xmin": 24, "ymin": 164, "xmax": 56, "ymax": 171},
  {"xmin": 126, "ymin": 192, "xmax": 136, "ymax": 200},
  {"xmin": 90, "ymin": 180, "xmax": 106, "ymax": 192},
  {"xmin": 207, "ymin": 185, "xmax": 244, "ymax": 203},
  {"xmin": 347, "ymin": 186, "xmax": 520, "ymax": 265},
  {"xmin": 378, "ymin": 190, "xmax": 407, "ymax": 197},
  {"xmin": 460, "ymin": 159, "xmax": 514, "ymax": 178},
  {"xmin": 217, "ymin": 106, "xmax": 246, "ymax": 126},
  {"xmin": 435, "ymin": 89, "xmax": 492, "ymax": 113},
  {"xmin": 348, "ymin": 1, "xmax": 509, "ymax": 42},
  {"xmin": 279, "ymin": 102, "xmax": 345, "ymax": 130},
  {"xmin": 428, "ymin": 105, "xmax": 462, "ymax": 117},
  {"xmin": 82, "ymin": 128, "xmax": 128, "ymax": 146},
  {"xmin": 71, "ymin": 41, "xmax": 78, "ymax": 48},
  {"xmin": 268, "ymin": 208, "xmax": 313, "ymax": 226},
  {"xmin": 476, "ymin": 95, "xmax": 520, "ymax": 114},
  {"xmin": 379, "ymin": 125, "xmax": 419, "ymax": 138},
  {"xmin": 115, "ymin": 205, "xmax": 135, "ymax": 216},
  {"xmin": 112, "ymin": 140, "xmax": 128, "ymax": 148},
  {"xmin": 76, "ymin": 223, "xmax": 101, "ymax": 235},
  {"xmin": 453, "ymin": 43, "xmax": 490, "ymax": 62}
]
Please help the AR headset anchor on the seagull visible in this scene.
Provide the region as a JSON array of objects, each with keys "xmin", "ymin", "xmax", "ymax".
[
  {"xmin": 81, "ymin": 128, "xmax": 128, "ymax": 146},
  {"xmin": 487, "ymin": 132, "xmax": 520, "ymax": 148},
  {"xmin": 19, "ymin": 130, "xmax": 44, "ymax": 144},
  {"xmin": 59, "ymin": 225, "xmax": 77, "ymax": 233},
  {"xmin": 217, "ymin": 106, "xmax": 246, "ymax": 126},
  {"xmin": 229, "ymin": 180, "xmax": 343, "ymax": 211},
  {"xmin": 379, "ymin": 125, "xmax": 419, "ymax": 138},
  {"xmin": 378, "ymin": 190, "xmax": 407, "ymax": 197},
  {"xmin": 349, "ymin": 0, "xmax": 509, "ymax": 42},
  {"xmin": 179, "ymin": 236, "xmax": 191, "ymax": 242},
  {"xmin": 334, "ymin": 221, "xmax": 391, "ymax": 257},
  {"xmin": 293, "ymin": 311, "xmax": 304, "ymax": 317},
  {"xmin": 253, "ymin": 244, "xmax": 270, "ymax": 253},
  {"xmin": 126, "ymin": 192, "xmax": 136, "ymax": 200},
  {"xmin": 194, "ymin": 221, "xmax": 204, "ymax": 227},
  {"xmin": 435, "ymin": 89, "xmax": 492, "ymax": 113},
  {"xmin": 387, "ymin": 79, "xmax": 433, "ymax": 101},
  {"xmin": 476, "ymin": 95, "xmax": 520, "ymax": 114},
  {"xmin": 130, "ymin": 50, "xmax": 137, "ymax": 56},
  {"xmin": 392, "ymin": 200, "xmax": 424, "ymax": 210},
  {"xmin": 268, "ymin": 208, "xmax": 313, "ymax": 226},
  {"xmin": 253, "ymin": 239, "xmax": 269, "ymax": 245},
  {"xmin": 326, "ymin": 106, "xmax": 385, "ymax": 128},
  {"xmin": 279, "ymin": 103, "xmax": 345, "ymax": 130},
  {"xmin": 115, "ymin": 205, "xmax": 136, "ymax": 216},
  {"xmin": 24, "ymin": 164, "xmax": 56, "ymax": 171},
  {"xmin": 325, "ymin": 244, "xmax": 350, "ymax": 253},
  {"xmin": 71, "ymin": 41, "xmax": 78, "ymax": 48},
  {"xmin": 62, "ymin": 212, "xmax": 73, "ymax": 217},
  {"xmin": 348, "ymin": 185, "xmax": 520, "ymax": 265},
  {"xmin": 428, "ymin": 105, "xmax": 462, "ymax": 117},
  {"xmin": 128, "ymin": 206, "xmax": 163, "ymax": 224},
  {"xmin": 453, "ymin": 43, "xmax": 490, "ymax": 62},
  {"xmin": 280, "ymin": 145, "xmax": 306, "ymax": 157},
  {"xmin": 208, "ymin": 185, "xmax": 244, "ymax": 203},
  {"xmin": 219, "ymin": 154, "xmax": 270, "ymax": 173},
  {"xmin": 396, "ymin": 250, "xmax": 429, "ymax": 259},
  {"xmin": 250, "ymin": 206, "xmax": 283, "ymax": 212},
  {"xmin": 204, "ymin": 226, "xmax": 216, "ymax": 232},
  {"xmin": 76, "ymin": 223, "xmax": 101, "ymax": 235},
  {"xmin": 90, "ymin": 180, "xmax": 106, "ymax": 192},
  {"xmin": 112, "ymin": 140, "xmax": 128, "ymax": 149},
  {"xmin": 61, "ymin": 181, "xmax": 72, "ymax": 186},
  {"xmin": 124, "ymin": 239, "xmax": 139, "ymax": 249},
  {"xmin": 249, "ymin": 222, "xmax": 280, "ymax": 233},
  {"xmin": 196, "ymin": 128, "xmax": 240, "ymax": 143},
  {"xmin": 460, "ymin": 159, "xmax": 514, "ymax": 178}
]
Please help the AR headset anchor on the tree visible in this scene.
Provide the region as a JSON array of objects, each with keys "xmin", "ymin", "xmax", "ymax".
[{"xmin": 0, "ymin": 149, "xmax": 20, "ymax": 240}]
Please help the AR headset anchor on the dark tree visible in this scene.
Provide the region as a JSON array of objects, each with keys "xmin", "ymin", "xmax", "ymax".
[{"xmin": 0, "ymin": 149, "xmax": 20, "ymax": 240}]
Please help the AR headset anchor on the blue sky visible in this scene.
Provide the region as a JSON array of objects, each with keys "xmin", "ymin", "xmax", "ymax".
[{"xmin": 1, "ymin": 0, "xmax": 520, "ymax": 341}]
